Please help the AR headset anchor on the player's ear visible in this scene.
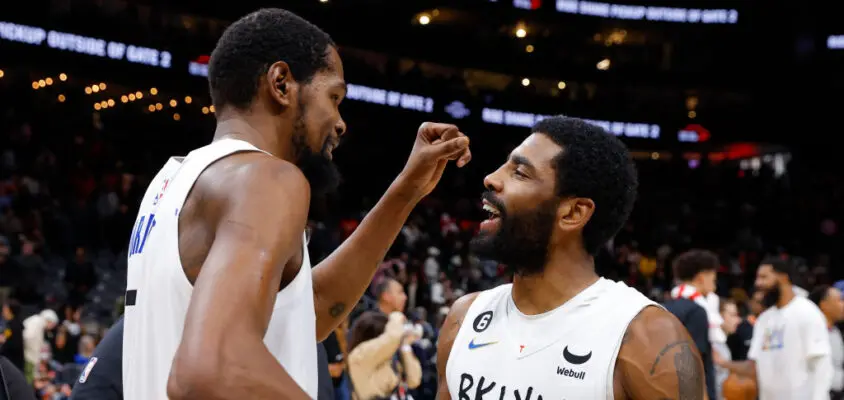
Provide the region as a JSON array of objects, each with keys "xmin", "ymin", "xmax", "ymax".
[
  {"xmin": 556, "ymin": 197, "xmax": 595, "ymax": 232},
  {"xmin": 266, "ymin": 61, "xmax": 296, "ymax": 108}
]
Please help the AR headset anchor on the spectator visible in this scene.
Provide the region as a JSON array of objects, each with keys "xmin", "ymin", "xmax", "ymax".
[
  {"xmin": 809, "ymin": 285, "xmax": 844, "ymax": 399},
  {"xmin": 73, "ymin": 335, "xmax": 96, "ymax": 366},
  {"xmin": 347, "ymin": 312, "xmax": 421, "ymax": 400},
  {"xmin": 323, "ymin": 318, "xmax": 350, "ymax": 400},
  {"xmin": 64, "ymin": 248, "xmax": 97, "ymax": 308},
  {"xmin": 727, "ymin": 291, "xmax": 761, "ymax": 362},
  {"xmin": 52, "ymin": 307, "xmax": 83, "ymax": 365},
  {"xmin": 375, "ymin": 278, "xmax": 408, "ymax": 315},
  {"xmin": 713, "ymin": 298, "xmax": 743, "ymax": 399},
  {"xmin": 0, "ymin": 236, "xmax": 21, "ymax": 302},
  {"xmin": 23, "ymin": 309, "xmax": 58, "ymax": 382},
  {"xmin": 0, "ymin": 299, "xmax": 24, "ymax": 371}
]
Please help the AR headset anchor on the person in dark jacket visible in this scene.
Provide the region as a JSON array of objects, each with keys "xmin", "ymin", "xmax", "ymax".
[
  {"xmin": 0, "ymin": 355, "xmax": 35, "ymax": 400},
  {"xmin": 663, "ymin": 297, "xmax": 717, "ymax": 400},
  {"xmin": 69, "ymin": 317, "xmax": 123, "ymax": 400},
  {"xmin": 0, "ymin": 300, "xmax": 24, "ymax": 372},
  {"xmin": 317, "ymin": 343, "xmax": 336, "ymax": 400}
]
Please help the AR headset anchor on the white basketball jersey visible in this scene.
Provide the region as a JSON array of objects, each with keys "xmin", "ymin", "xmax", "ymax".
[
  {"xmin": 446, "ymin": 278, "xmax": 656, "ymax": 400},
  {"xmin": 122, "ymin": 139, "xmax": 317, "ymax": 400}
]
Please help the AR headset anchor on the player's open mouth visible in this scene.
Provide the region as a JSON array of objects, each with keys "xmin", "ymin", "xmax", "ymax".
[{"xmin": 480, "ymin": 199, "xmax": 502, "ymax": 232}]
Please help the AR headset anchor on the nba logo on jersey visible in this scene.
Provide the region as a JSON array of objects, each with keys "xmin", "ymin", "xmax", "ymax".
[
  {"xmin": 152, "ymin": 178, "xmax": 170, "ymax": 206},
  {"xmin": 78, "ymin": 357, "xmax": 98, "ymax": 384}
]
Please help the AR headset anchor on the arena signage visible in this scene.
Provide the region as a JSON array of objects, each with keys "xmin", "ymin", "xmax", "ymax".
[
  {"xmin": 1, "ymin": 19, "xmax": 660, "ymax": 137},
  {"xmin": 555, "ymin": 0, "xmax": 739, "ymax": 24},
  {"xmin": 482, "ymin": 107, "xmax": 661, "ymax": 139},
  {"xmin": 346, "ymin": 84, "xmax": 434, "ymax": 113},
  {"xmin": 0, "ymin": 21, "xmax": 172, "ymax": 69}
]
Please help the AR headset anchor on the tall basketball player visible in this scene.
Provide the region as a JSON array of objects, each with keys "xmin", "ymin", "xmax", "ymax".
[
  {"xmin": 121, "ymin": 8, "xmax": 471, "ymax": 400},
  {"xmin": 436, "ymin": 116, "xmax": 705, "ymax": 400}
]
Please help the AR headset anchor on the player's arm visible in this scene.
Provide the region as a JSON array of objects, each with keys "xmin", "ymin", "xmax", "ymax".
[
  {"xmin": 616, "ymin": 306, "xmax": 706, "ymax": 400},
  {"xmin": 717, "ymin": 315, "xmax": 760, "ymax": 379},
  {"xmin": 167, "ymin": 158, "xmax": 311, "ymax": 400},
  {"xmin": 311, "ymin": 123, "xmax": 471, "ymax": 340},
  {"xmin": 435, "ymin": 293, "xmax": 479, "ymax": 400}
]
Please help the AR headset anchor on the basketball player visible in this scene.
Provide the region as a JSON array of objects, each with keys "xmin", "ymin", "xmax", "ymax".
[
  {"xmin": 437, "ymin": 116, "xmax": 705, "ymax": 400},
  {"xmin": 121, "ymin": 9, "xmax": 471, "ymax": 400},
  {"xmin": 719, "ymin": 258, "xmax": 832, "ymax": 400}
]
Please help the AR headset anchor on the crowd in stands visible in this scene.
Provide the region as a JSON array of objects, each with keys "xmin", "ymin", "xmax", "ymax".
[{"xmin": 0, "ymin": 89, "xmax": 842, "ymax": 399}]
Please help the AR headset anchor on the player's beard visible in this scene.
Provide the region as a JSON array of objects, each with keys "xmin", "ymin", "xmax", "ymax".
[
  {"xmin": 291, "ymin": 101, "xmax": 341, "ymax": 198},
  {"xmin": 760, "ymin": 285, "xmax": 781, "ymax": 309},
  {"xmin": 470, "ymin": 191, "xmax": 558, "ymax": 276}
]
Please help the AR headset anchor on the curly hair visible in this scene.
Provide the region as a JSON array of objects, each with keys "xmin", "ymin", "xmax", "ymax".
[
  {"xmin": 673, "ymin": 249, "xmax": 720, "ymax": 282},
  {"xmin": 531, "ymin": 116, "xmax": 638, "ymax": 255},
  {"xmin": 208, "ymin": 8, "xmax": 336, "ymax": 110}
]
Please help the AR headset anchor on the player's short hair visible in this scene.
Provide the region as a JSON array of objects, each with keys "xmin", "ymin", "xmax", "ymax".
[
  {"xmin": 673, "ymin": 249, "xmax": 720, "ymax": 282},
  {"xmin": 760, "ymin": 256, "xmax": 794, "ymax": 282},
  {"xmin": 809, "ymin": 285, "xmax": 831, "ymax": 306},
  {"xmin": 531, "ymin": 116, "xmax": 638, "ymax": 255},
  {"xmin": 208, "ymin": 8, "xmax": 336, "ymax": 110}
]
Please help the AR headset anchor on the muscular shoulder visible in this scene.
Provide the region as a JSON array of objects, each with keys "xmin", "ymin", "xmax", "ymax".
[
  {"xmin": 198, "ymin": 152, "xmax": 310, "ymax": 210},
  {"xmin": 179, "ymin": 152, "xmax": 311, "ymax": 281},
  {"xmin": 615, "ymin": 306, "xmax": 705, "ymax": 400},
  {"xmin": 441, "ymin": 293, "xmax": 481, "ymax": 340},
  {"xmin": 437, "ymin": 294, "xmax": 480, "ymax": 363}
]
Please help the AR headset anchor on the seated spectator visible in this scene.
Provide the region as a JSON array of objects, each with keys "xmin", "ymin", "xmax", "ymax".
[{"xmin": 73, "ymin": 335, "xmax": 95, "ymax": 366}]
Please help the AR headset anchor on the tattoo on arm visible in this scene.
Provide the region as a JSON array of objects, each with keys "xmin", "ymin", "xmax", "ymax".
[
  {"xmin": 674, "ymin": 343, "xmax": 703, "ymax": 400},
  {"xmin": 648, "ymin": 340, "xmax": 687, "ymax": 375},
  {"xmin": 649, "ymin": 340, "xmax": 704, "ymax": 400},
  {"xmin": 329, "ymin": 303, "xmax": 346, "ymax": 318}
]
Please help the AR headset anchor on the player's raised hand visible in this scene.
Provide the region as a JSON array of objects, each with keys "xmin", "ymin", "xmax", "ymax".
[{"xmin": 395, "ymin": 122, "xmax": 472, "ymax": 201}]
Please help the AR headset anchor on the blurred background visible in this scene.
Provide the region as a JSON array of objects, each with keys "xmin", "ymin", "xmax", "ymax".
[{"xmin": 0, "ymin": 0, "xmax": 841, "ymax": 399}]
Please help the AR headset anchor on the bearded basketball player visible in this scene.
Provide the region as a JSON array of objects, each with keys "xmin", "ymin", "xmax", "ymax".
[
  {"xmin": 120, "ymin": 8, "xmax": 471, "ymax": 400},
  {"xmin": 436, "ymin": 116, "xmax": 705, "ymax": 400}
]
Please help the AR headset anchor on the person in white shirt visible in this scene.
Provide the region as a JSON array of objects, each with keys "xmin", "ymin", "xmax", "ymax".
[
  {"xmin": 810, "ymin": 285, "xmax": 844, "ymax": 399},
  {"xmin": 714, "ymin": 298, "xmax": 743, "ymax": 399},
  {"xmin": 719, "ymin": 258, "xmax": 833, "ymax": 400}
]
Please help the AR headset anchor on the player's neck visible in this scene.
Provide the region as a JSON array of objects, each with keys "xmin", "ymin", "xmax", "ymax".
[
  {"xmin": 775, "ymin": 285, "xmax": 795, "ymax": 308},
  {"xmin": 511, "ymin": 250, "xmax": 597, "ymax": 316},
  {"xmin": 213, "ymin": 109, "xmax": 297, "ymax": 162}
]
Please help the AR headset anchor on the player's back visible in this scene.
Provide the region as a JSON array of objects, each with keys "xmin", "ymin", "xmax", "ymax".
[
  {"xmin": 121, "ymin": 139, "xmax": 317, "ymax": 400},
  {"xmin": 445, "ymin": 278, "xmax": 656, "ymax": 400}
]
